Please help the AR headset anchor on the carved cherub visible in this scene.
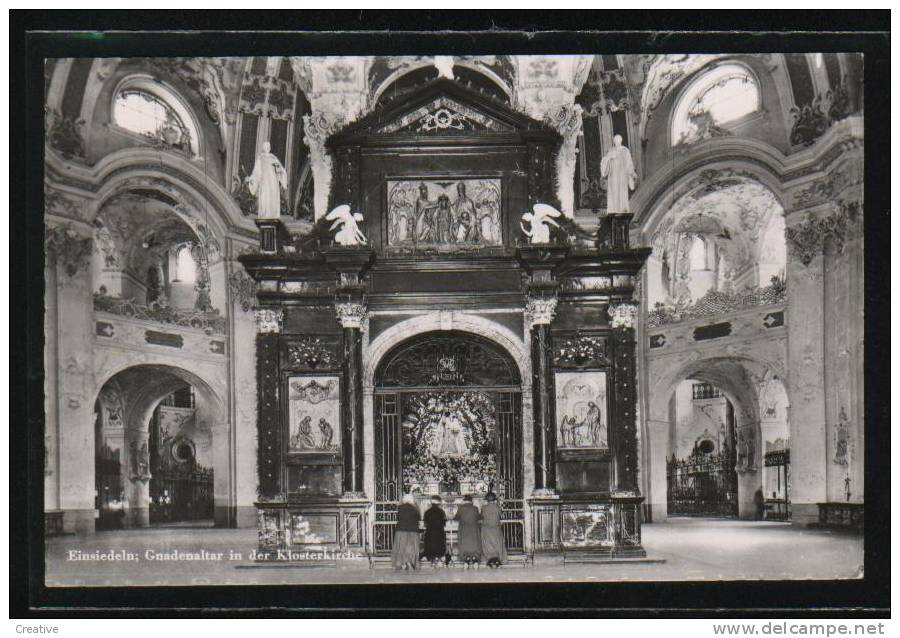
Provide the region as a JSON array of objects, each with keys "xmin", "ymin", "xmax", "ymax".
[
  {"xmin": 520, "ymin": 203, "xmax": 562, "ymax": 244},
  {"xmin": 326, "ymin": 204, "xmax": 368, "ymax": 246}
]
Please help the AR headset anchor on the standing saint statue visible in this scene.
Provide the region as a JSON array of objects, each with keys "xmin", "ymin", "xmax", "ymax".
[
  {"xmin": 600, "ymin": 134, "xmax": 637, "ymax": 215},
  {"xmin": 246, "ymin": 141, "xmax": 287, "ymax": 219}
]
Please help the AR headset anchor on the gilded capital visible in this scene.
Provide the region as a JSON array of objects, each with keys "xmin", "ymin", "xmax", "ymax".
[
  {"xmin": 335, "ymin": 301, "xmax": 367, "ymax": 329},
  {"xmin": 525, "ymin": 295, "xmax": 558, "ymax": 328}
]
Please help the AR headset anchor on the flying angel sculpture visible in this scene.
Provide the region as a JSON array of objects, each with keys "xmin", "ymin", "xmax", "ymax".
[
  {"xmin": 520, "ymin": 203, "xmax": 562, "ymax": 244},
  {"xmin": 326, "ymin": 205, "xmax": 368, "ymax": 246}
]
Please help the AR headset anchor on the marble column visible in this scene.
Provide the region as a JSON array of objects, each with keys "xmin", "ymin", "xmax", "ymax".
[
  {"xmin": 608, "ymin": 302, "xmax": 646, "ymax": 556},
  {"xmin": 608, "ymin": 303, "xmax": 640, "ymax": 493},
  {"xmin": 525, "ymin": 294, "xmax": 559, "ymax": 495},
  {"xmin": 336, "ymin": 300, "xmax": 366, "ymax": 497},
  {"xmin": 255, "ymin": 308, "xmax": 283, "ymax": 499}
]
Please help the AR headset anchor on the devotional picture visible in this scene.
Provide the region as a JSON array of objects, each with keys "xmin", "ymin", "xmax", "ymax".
[
  {"xmin": 288, "ymin": 376, "xmax": 340, "ymax": 454},
  {"xmin": 386, "ymin": 178, "xmax": 502, "ymax": 250},
  {"xmin": 555, "ymin": 372, "xmax": 609, "ymax": 450}
]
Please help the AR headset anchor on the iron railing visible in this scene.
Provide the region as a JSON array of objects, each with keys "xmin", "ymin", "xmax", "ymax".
[
  {"xmin": 94, "ymin": 293, "xmax": 226, "ymax": 335},
  {"xmin": 667, "ymin": 451, "xmax": 739, "ymax": 517},
  {"xmin": 647, "ymin": 277, "xmax": 786, "ymax": 328}
]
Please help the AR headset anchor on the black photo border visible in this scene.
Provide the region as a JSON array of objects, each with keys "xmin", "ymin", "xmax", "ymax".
[{"xmin": 11, "ymin": 9, "xmax": 890, "ymax": 618}]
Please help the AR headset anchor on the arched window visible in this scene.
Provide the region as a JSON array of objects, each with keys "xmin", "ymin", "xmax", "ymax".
[
  {"xmin": 112, "ymin": 78, "xmax": 200, "ymax": 156},
  {"xmin": 173, "ymin": 245, "xmax": 196, "ymax": 284},
  {"xmin": 689, "ymin": 235, "xmax": 708, "ymax": 270},
  {"xmin": 671, "ymin": 63, "xmax": 760, "ymax": 146}
]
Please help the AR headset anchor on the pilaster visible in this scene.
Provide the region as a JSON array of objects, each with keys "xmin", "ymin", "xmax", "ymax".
[{"xmin": 46, "ymin": 223, "xmax": 97, "ymax": 533}]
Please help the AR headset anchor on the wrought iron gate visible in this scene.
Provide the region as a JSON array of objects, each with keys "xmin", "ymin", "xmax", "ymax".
[
  {"xmin": 666, "ymin": 449, "xmax": 738, "ymax": 517},
  {"xmin": 373, "ymin": 393, "xmax": 402, "ymax": 554},
  {"xmin": 149, "ymin": 430, "xmax": 214, "ymax": 524},
  {"xmin": 764, "ymin": 448, "xmax": 791, "ymax": 520},
  {"xmin": 496, "ymin": 391, "xmax": 525, "ymax": 552}
]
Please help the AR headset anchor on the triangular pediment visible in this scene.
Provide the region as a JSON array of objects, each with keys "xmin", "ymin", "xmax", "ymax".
[
  {"xmin": 377, "ymin": 95, "xmax": 514, "ymax": 134},
  {"xmin": 328, "ymin": 78, "xmax": 556, "ymax": 145}
]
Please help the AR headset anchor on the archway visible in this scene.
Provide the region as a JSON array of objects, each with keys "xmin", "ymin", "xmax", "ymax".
[
  {"xmin": 370, "ymin": 330, "xmax": 525, "ymax": 556},
  {"xmin": 646, "ymin": 356, "xmax": 788, "ymax": 522},
  {"xmin": 93, "ymin": 364, "xmax": 228, "ymax": 530},
  {"xmin": 665, "ymin": 378, "xmax": 740, "ymax": 518}
]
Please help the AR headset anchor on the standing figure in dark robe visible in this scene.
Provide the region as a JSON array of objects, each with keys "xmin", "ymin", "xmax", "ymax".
[
  {"xmin": 480, "ymin": 492, "xmax": 507, "ymax": 568},
  {"xmin": 453, "ymin": 182, "xmax": 478, "ymax": 242},
  {"xmin": 423, "ymin": 495, "xmax": 450, "ymax": 567},
  {"xmin": 317, "ymin": 418, "xmax": 334, "ymax": 450},
  {"xmin": 415, "ymin": 184, "xmax": 436, "ymax": 242},
  {"xmin": 391, "ymin": 494, "xmax": 421, "ymax": 570},
  {"xmin": 434, "ymin": 195, "xmax": 454, "ymax": 244},
  {"xmin": 454, "ymin": 494, "xmax": 482, "ymax": 568}
]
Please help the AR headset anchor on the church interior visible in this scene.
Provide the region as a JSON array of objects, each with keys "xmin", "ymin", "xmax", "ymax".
[{"xmin": 42, "ymin": 52, "xmax": 865, "ymax": 581}]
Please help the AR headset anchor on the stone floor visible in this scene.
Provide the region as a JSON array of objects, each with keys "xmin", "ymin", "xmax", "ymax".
[{"xmin": 45, "ymin": 517, "xmax": 864, "ymax": 587}]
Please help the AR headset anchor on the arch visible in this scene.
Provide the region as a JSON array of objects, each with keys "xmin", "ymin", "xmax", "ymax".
[
  {"xmin": 375, "ymin": 330, "xmax": 522, "ymax": 389},
  {"xmin": 93, "ymin": 363, "xmax": 229, "ymax": 528},
  {"xmin": 371, "ymin": 61, "xmax": 512, "ymax": 108},
  {"xmin": 649, "ymin": 354, "xmax": 786, "ymax": 425},
  {"xmin": 95, "ymin": 363, "xmax": 226, "ymax": 429},
  {"xmin": 84, "ymin": 148, "xmax": 252, "ymax": 240},
  {"xmin": 633, "ymin": 144, "xmax": 788, "ymax": 243},
  {"xmin": 646, "ymin": 354, "xmax": 785, "ymax": 521},
  {"xmin": 364, "ymin": 312, "xmax": 530, "ymax": 392}
]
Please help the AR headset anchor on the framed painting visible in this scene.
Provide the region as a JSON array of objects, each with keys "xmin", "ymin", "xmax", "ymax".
[
  {"xmin": 554, "ymin": 371, "xmax": 609, "ymax": 450},
  {"xmin": 287, "ymin": 375, "xmax": 341, "ymax": 454},
  {"xmin": 385, "ymin": 177, "xmax": 502, "ymax": 251}
]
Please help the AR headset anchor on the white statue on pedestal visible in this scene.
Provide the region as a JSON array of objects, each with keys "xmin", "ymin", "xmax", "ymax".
[
  {"xmin": 600, "ymin": 134, "xmax": 637, "ymax": 215},
  {"xmin": 521, "ymin": 203, "xmax": 562, "ymax": 244},
  {"xmin": 246, "ymin": 142, "xmax": 287, "ymax": 219},
  {"xmin": 326, "ymin": 205, "xmax": 368, "ymax": 246}
]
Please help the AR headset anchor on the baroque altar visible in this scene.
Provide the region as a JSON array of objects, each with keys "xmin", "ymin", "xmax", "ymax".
[{"xmin": 240, "ymin": 76, "xmax": 649, "ymax": 560}]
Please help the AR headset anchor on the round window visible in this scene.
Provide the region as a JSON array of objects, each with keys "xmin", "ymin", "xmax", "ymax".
[
  {"xmin": 171, "ymin": 439, "xmax": 195, "ymax": 464},
  {"xmin": 697, "ymin": 439, "xmax": 715, "ymax": 455}
]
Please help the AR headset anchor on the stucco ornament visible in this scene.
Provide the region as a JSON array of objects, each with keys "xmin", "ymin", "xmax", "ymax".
[
  {"xmin": 255, "ymin": 308, "xmax": 283, "ymax": 334},
  {"xmin": 326, "ymin": 205, "xmax": 368, "ymax": 246},
  {"xmin": 433, "ymin": 56, "xmax": 455, "ymax": 80},
  {"xmin": 521, "ymin": 204, "xmax": 562, "ymax": 244},
  {"xmin": 524, "ymin": 295, "xmax": 558, "ymax": 327},
  {"xmin": 608, "ymin": 303, "xmax": 638, "ymax": 329},
  {"xmin": 335, "ymin": 301, "xmax": 367, "ymax": 329},
  {"xmin": 46, "ymin": 224, "xmax": 93, "ymax": 277},
  {"xmin": 833, "ymin": 406, "xmax": 851, "ymax": 467}
]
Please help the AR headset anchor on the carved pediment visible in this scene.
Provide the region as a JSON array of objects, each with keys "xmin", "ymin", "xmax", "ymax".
[
  {"xmin": 328, "ymin": 78, "xmax": 556, "ymax": 146},
  {"xmin": 377, "ymin": 95, "xmax": 514, "ymax": 134}
]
